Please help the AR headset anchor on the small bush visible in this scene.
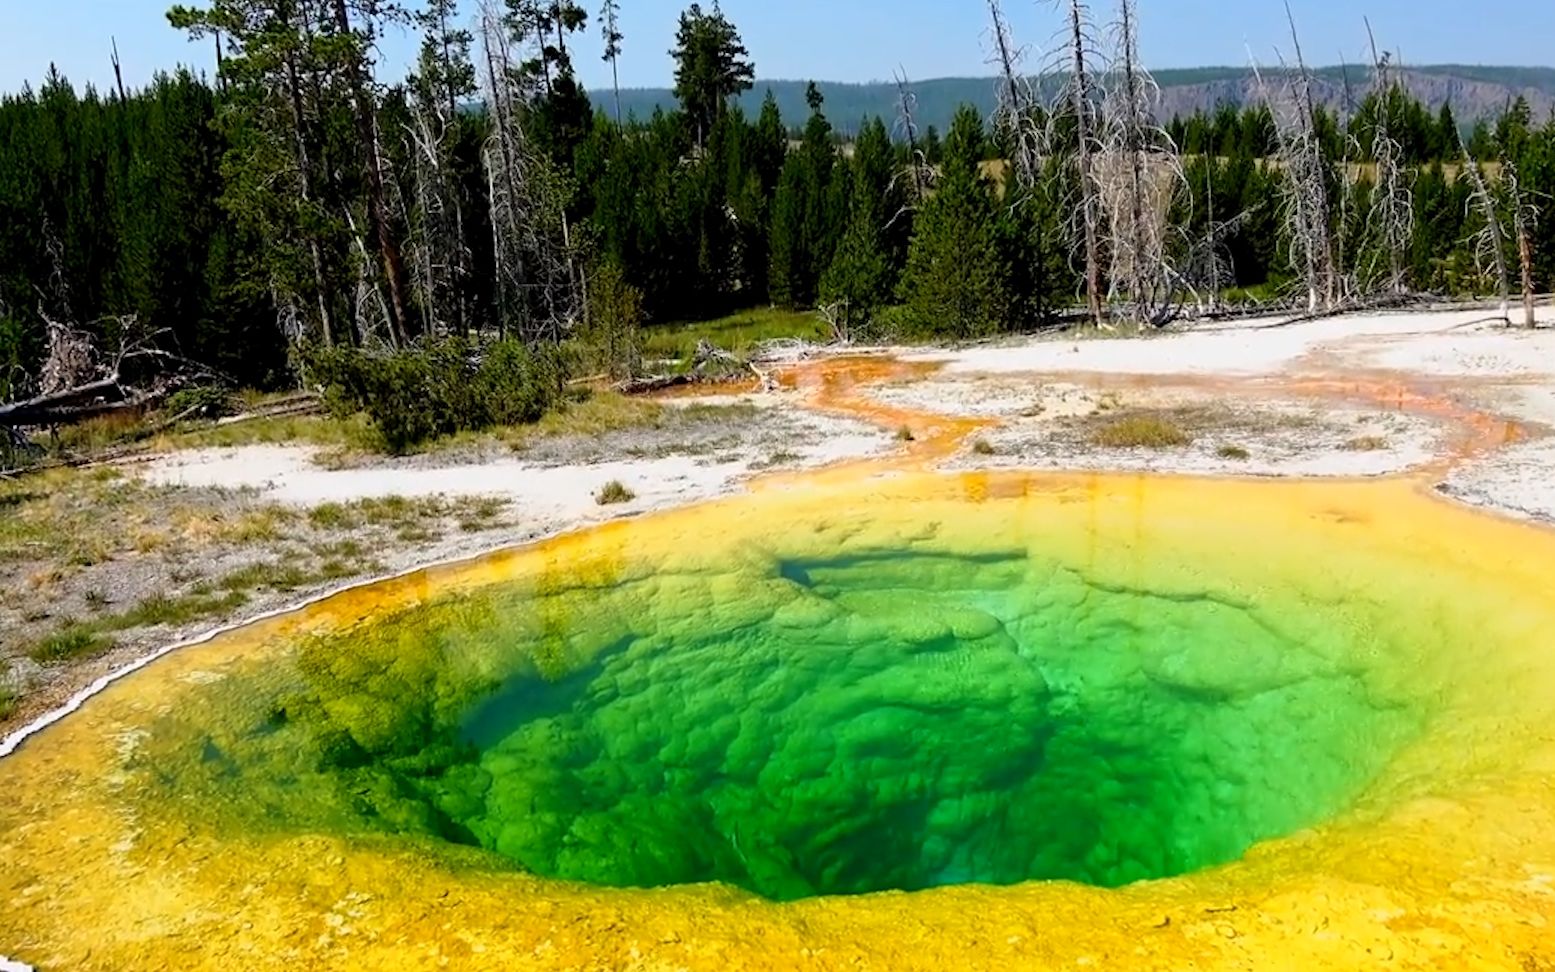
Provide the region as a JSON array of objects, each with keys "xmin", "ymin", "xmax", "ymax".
[
  {"xmin": 164, "ymin": 385, "xmax": 235, "ymax": 420},
  {"xmin": 29, "ymin": 626, "xmax": 116, "ymax": 664},
  {"xmin": 1216, "ymin": 444, "xmax": 1251, "ymax": 460},
  {"xmin": 895, "ymin": 426, "xmax": 916, "ymax": 442},
  {"xmin": 971, "ymin": 438, "xmax": 997, "ymax": 455},
  {"xmin": 596, "ymin": 480, "xmax": 635, "ymax": 505},
  {"xmin": 1091, "ymin": 415, "xmax": 1192, "ymax": 449},
  {"xmin": 305, "ymin": 338, "xmax": 570, "ymax": 454},
  {"xmin": 582, "ymin": 262, "xmax": 644, "ymax": 380}
]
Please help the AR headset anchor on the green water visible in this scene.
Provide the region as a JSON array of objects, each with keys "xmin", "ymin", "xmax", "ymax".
[{"xmin": 142, "ymin": 539, "xmax": 1422, "ymax": 901}]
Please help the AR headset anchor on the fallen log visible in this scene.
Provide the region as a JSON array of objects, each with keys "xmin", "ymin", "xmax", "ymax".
[
  {"xmin": 0, "ymin": 378, "xmax": 128, "ymax": 426},
  {"xmin": 0, "ymin": 388, "xmax": 147, "ymax": 427},
  {"xmin": 615, "ymin": 373, "xmax": 699, "ymax": 394}
]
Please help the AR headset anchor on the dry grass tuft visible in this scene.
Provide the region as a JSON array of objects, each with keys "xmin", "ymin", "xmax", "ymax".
[
  {"xmin": 1091, "ymin": 414, "xmax": 1193, "ymax": 449},
  {"xmin": 1216, "ymin": 444, "xmax": 1251, "ymax": 460},
  {"xmin": 596, "ymin": 480, "xmax": 636, "ymax": 505},
  {"xmin": 1343, "ymin": 435, "xmax": 1389, "ymax": 452}
]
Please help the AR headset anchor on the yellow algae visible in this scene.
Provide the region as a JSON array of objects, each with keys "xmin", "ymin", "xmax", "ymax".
[{"xmin": 1, "ymin": 471, "xmax": 1555, "ymax": 969}]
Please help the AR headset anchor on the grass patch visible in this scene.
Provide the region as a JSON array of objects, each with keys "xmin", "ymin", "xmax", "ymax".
[
  {"xmin": 1343, "ymin": 435, "xmax": 1389, "ymax": 452},
  {"xmin": 108, "ymin": 590, "xmax": 249, "ymax": 629},
  {"xmin": 220, "ymin": 562, "xmax": 316, "ymax": 593},
  {"xmin": 306, "ymin": 494, "xmax": 499, "ymax": 531},
  {"xmin": 166, "ymin": 412, "xmax": 377, "ymax": 452},
  {"xmin": 971, "ymin": 439, "xmax": 997, "ymax": 456},
  {"xmin": 0, "ymin": 682, "xmax": 15, "ymax": 722},
  {"xmin": 596, "ymin": 480, "xmax": 636, "ymax": 505},
  {"xmin": 308, "ymin": 502, "xmax": 356, "ymax": 529},
  {"xmin": 52, "ymin": 410, "xmax": 151, "ymax": 453},
  {"xmin": 28, "ymin": 625, "xmax": 116, "ymax": 664},
  {"xmin": 312, "ymin": 539, "xmax": 366, "ymax": 560},
  {"xmin": 219, "ymin": 507, "xmax": 297, "ymax": 543},
  {"xmin": 395, "ymin": 525, "xmax": 437, "ymax": 543},
  {"xmin": 640, "ymin": 308, "xmax": 827, "ymax": 361},
  {"xmin": 1216, "ymin": 444, "xmax": 1251, "ymax": 460},
  {"xmin": 1091, "ymin": 414, "xmax": 1193, "ymax": 449}
]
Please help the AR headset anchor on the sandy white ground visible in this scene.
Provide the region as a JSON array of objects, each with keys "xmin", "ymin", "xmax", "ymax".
[
  {"xmin": 139, "ymin": 308, "xmax": 1555, "ymax": 527},
  {"xmin": 914, "ymin": 307, "xmax": 1555, "ymax": 378},
  {"xmin": 143, "ymin": 403, "xmax": 892, "ymax": 513}
]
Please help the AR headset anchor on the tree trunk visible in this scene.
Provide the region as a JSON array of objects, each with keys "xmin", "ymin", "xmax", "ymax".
[
  {"xmin": 1520, "ymin": 224, "xmax": 1537, "ymax": 328},
  {"xmin": 282, "ymin": 42, "xmax": 335, "ymax": 347},
  {"xmin": 611, "ymin": 54, "xmax": 622, "ymax": 126},
  {"xmin": 1068, "ymin": 0, "xmax": 1104, "ymax": 328},
  {"xmin": 330, "ymin": 0, "xmax": 412, "ymax": 347},
  {"xmin": 437, "ymin": 2, "xmax": 470, "ymax": 336}
]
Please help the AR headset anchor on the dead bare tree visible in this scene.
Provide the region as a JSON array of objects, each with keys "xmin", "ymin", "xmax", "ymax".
[
  {"xmin": 1362, "ymin": 20, "xmax": 1414, "ymax": 297},
  {"xmin": 329, "ymin": 0, "xmax": 413, "ymax": 347},
  {"xmin": 1251, "ymin": 8, "xmax": 1337, "ymax": 313},
  {"xmin": 277, "ymin": 5, "xmax": 338, "ymax": 346},
  {"xmin": 405, "ymin": 95, "xmax": 472, "ymax": 337},
  {"xmin": 1, "ymin": 317, "xmax": 213, "ymax": 428},
  {"xmin": 478, "ymin": 0, "xmax": 583, "ymax": 343},
  {"xmin": 1097, "ymin": 0, "xmax": 1184, "ymax": 325},
  {"xmin": 1042, "ymin": 0, "xmax": 1108, "ymax": 327},
  {"xmin": 345, "ymin": 209, "xmax": 394, "ymax": 345},
  {"xmin": 1459, "ymin": 134, "xmax": 1511, "ymax": 322},
  {"xmin": 1504, "ymin": 159, "xmax": 1541, "ymax": 327},
  {"xmin": 890, "ymin": 70, "xmax": 935, "ymax": 224},
  {"xmin": 985, "ymin": 0, "xmax": 1042, "ymax": 193}
]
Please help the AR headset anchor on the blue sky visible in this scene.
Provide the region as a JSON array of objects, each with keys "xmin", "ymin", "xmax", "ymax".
[{"xmin": 3, "ymin": 0, "xmax": 1552, "ymax": 95}]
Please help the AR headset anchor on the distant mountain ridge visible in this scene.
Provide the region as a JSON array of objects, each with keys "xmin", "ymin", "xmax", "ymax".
[{"xmin": 594, "ymin": 65, "xmax": 1555, "ymax": 134}]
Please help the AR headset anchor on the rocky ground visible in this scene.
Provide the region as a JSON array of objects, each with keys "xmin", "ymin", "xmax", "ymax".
[{"xmin": 4, "ymin": 303, "xmax": 1555, "ymax": 742}]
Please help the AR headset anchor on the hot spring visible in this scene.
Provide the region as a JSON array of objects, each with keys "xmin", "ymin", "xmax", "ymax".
[{"xmin": 5, "ymin": 472, "xmax": 1555, "ymax": 970}]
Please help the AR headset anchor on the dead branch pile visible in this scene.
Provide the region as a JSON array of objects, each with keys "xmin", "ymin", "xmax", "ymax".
[
  {"xmin": 0, "ymin": 315, "xmax": 212, "ymax": 429},
  {"xmin": 616, "ymin": 340, "xmax": 776, "ymax": 394}
]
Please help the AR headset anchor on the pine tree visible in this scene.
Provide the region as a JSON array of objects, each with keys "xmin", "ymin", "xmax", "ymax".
[
  {"xmin": 168, "ymin": 1, "xmax": 347, "ymax": 346},
  {"xmin": 898, "ymin": 106, "xmax": 1006, "ymax": 339},
  {"xmin": 818, "ymin": 116, "xmax": 896, "ymax": 335},
  {"xmin": 670, "ymin": 3, "xmax": 754, "ymax": 149},
  {"xmin": 600, "ymin": 0, "xmax": 624, "ymax": 124},
  {"xmin": 768, "ymin": 84, "xmax": 842, "ymax": 309}
]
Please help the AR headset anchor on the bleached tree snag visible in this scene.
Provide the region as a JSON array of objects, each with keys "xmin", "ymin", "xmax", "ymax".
[
  {"xmin": 1098, "ymin": 0, "xmax": 1185, "ymax": 325},
  {"xmin": 478, "ymin": 0, "xmax": 583, "ymax": 343},
  {"xmin": 1459, "ymin": 135, "xmax": 1511, "ymax": 323},
  {"xmin": 1, "ymin": 318, "xmax": 213, "ymax": 428},
  {"xmin": 330, "ymin": 0, "xmax": 412, "ymax": 347},
  {"xmin": 1044, "ymin": 0, "xmax": 1107, "ymax": 327},
  {"xmin": 1364, "ymin": 20, "xmax": 1414, "ymax": 297},
  {"xmin": 278, "ymin": 8, "xmax": 336, "ymax": 347},
  {"xmin": 405, "ymin": 90, "xmax": 472, "ymax": 337},
  {"xmin": 1504, "ymin": 160, "xmax": 1540, "ymax": 328},
  {"xmin": 985, "ymin": 0, "xmax": 1042, "ymax": 193},
  {"xmin": 40, "ymin": 318, "xmax": 101, "ymax": 396},
  {"xmin": 1251, "ymin": 9, "xmax": 1335, "ymax": 314},
  {"xmin": 1282, "ymin": 4, "xmax": 1336, "ymax": 311},
  {"xmin": 891, "ymin": 71, "xmax": 934, "ymax": 218}
]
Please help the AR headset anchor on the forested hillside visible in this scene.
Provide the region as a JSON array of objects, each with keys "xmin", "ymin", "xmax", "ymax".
[
  {"xmin": 1, "ymin": 0, "xmax": 1553, "ymax": 452},
  {"xmin": 608, "ymin": 66, "xmax": 1555, "ymax": 135}
]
